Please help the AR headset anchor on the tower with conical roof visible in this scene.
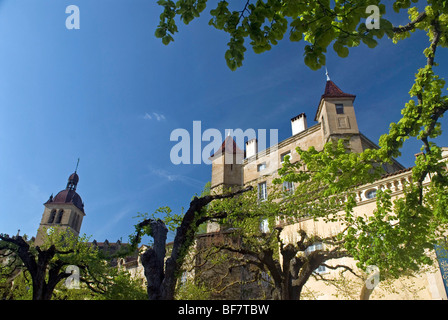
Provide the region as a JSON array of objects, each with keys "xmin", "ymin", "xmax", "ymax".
[
  {"xmin": 35, "ymin": 169, "xmax": 86, "ymax": 246},
  {"xmin": 315, "ymin": 73, "xmax": 363, "ymax": 153}
]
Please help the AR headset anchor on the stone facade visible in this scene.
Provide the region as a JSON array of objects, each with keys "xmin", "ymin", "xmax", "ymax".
[
  {"xmin": 278, "ymin": 156, "xmax": 448, "ymax": 300},
  {"xmin": 204, "ymin": 78, "xmax": 448, "ymax": 300}
]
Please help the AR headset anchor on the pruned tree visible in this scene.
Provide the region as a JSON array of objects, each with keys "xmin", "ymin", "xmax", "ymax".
[
  {"xmin": 0, "ymin": 228, "xmax": 139, "ymax": 300},
  {"xmin": 0, "ymin": 232, "xmax": 76, "ymax": 300},
  {"xmin": 207, "ymin": 224, "xmax": 356, "ymax": 300},
  {"xmin": 129, "ymin": 185, "xmax": 253, "ymax": 300}
]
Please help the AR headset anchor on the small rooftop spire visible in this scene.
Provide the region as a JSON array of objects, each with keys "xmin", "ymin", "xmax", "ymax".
[
  {"xmin": 66, "ymin": 159, "xmax": 80, "ymax": 191},
  {"xmin": 325, "ymin": 67, "xmax": 330, "ymax": 81}
]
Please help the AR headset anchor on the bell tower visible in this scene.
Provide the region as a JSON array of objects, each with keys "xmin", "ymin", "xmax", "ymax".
[{"xmin": 35, "ymin": 168, "xmax": 86, "ymax": 246}]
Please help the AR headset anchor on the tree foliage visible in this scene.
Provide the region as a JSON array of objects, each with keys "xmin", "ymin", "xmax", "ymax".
[
  {"xmin": 155, "ymin": 1, "xmax": 448, "ymax": 209},
  {"xmin": 200, "ymin": 140, "xmax": 377, "ymax": 299},
  {"xmin": 154, "ymin": 2, "xmax": 448, "ymax": 299},
  {"xmin": 200, "ymin": 137, "xmax": 447, "ymax": 299},
  {"xmin": 0, "ymin": 228, "xmax": 146, "ymax": 300},
  {"xmin": 154, "ymin": 0, "xmax": 445, "ymax": 70}
]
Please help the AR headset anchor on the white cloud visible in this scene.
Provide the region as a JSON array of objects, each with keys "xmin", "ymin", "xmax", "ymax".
[
  {"xmin": 153, "ymin": 113, "xmax": 166, "ymax": 121},
  {"xmin": 143, "ymin": 112, "xmax": 166, "ymax": 122},
  {"xmin": 149, "ymin": 167, "xmax": 205, "ymax": 189}
]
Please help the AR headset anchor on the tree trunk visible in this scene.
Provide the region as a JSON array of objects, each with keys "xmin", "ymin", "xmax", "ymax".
[
  {"xmin": 137, "ymin": 187, "xmax": 253, "ymax": 300},
  {"xmin": 31, "ymin": 274, "xmax": 46, "ymax": 300},
  {"xmin": 141, "ymin": 219, "xmax": 168, "ymax": 300},
  {"xmin": 160, "ymin": 195, "xmax": 211, "ymax": 300},
  {"xmin": 360, "ymin": 283, "xmax": 374, "ymax": 300}
]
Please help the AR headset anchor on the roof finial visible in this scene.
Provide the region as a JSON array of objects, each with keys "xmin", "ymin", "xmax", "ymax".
[
  {"xmin": 325, "ymin": 67, "xmax": 331, "ymax": 81},
  {"xmin": 75, "ymin": 158, "xmax": 80, "ymax": 173}
]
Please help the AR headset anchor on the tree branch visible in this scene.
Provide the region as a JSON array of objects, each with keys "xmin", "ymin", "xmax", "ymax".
[
  {"xmin": 392, "ymin": 12, "xmax": 427, "ymax": 33},
  {"xmin": 427, "ymin": 18, "xmax": 441, "ymax": 67}
]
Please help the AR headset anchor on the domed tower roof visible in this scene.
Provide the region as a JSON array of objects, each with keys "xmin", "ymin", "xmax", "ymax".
[
  {"xmin": 51, "ymin": 189, "xmax": 84, "ymax": 212},
  {"xmin": 45, "ymin": 171, "xmax": 84, "ymax": 212}
]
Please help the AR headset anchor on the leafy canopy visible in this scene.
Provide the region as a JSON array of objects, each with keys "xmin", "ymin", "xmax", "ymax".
[{"xmin": 153, "ymin": 0, "xmax": 440, "ymax": 70}]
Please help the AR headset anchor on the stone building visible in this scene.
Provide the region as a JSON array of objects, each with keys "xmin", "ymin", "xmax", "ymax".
[
  {"xmin": 29, "ymin": 77, "xmax": 448, "ymax": 300},
  {"xmin": 209, "ymin": 76, "xmax": 404, "ymax": 199},
  {"xmin": 205, "ymin": 76, "xmax": 448, "ymax": 300}
]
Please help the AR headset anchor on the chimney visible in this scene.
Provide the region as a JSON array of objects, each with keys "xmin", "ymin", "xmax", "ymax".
[
  {"xmin": 291, "ymin": 113, "xmax": 307, "ymax": 136},
  {"xmin": 245, "ymin": 138, "xmax": 258, "ymax": 159}
]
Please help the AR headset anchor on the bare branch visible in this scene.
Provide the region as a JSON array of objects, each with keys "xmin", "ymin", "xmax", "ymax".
[{"xmin": 320, "ymin": 263, "xmax": 362, "ymax": 279}]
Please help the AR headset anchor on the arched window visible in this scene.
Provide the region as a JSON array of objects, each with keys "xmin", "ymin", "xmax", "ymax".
[
  {"xmin": 48, "ymin": 210, "xmax": 56, "ymax": 223},
  {"xmin": 365, "ymin": 189, "xmax": 377, "ymax": 199},
  {"xmin": 55, "ymin": 210, "xmax": 64, "ymax": 224},
  {"xmin": 72, "ymin": 214, "xmax": 79, "ymax": 229}
]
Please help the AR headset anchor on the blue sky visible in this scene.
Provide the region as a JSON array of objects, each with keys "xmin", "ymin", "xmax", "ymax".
[{"xmin": 0, "ymin": 1, "xmax": 447, "ymax": 243}]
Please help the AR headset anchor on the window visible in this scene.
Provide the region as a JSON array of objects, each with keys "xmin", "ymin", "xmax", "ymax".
[
  {"xmin": 283, "ymin": 181, "xmax": 294, "ymax": 194},
  {"xmin": 55, "ymin": 210, "xmax": 64, "ymax": 224},
  {"xmin": 281, "ymin": 151, "xmax": 291, "ymax": 163},
  {"xmin": 257, "ymin": 163, "xmax": 266, "ymax": 172},
  {"xmin": 336, "ymin": 104, "xmax": 344, "ymax": 114},
  {"xmin": 76, "ymin": 215, "xmax": 82, "ymax": 230},
  {"xmin": 322, "ymin": 116, "xmax": 327, "ymax": 135},
  {"xmin": 305, "ymin": 242, "xmax": 323, "ymax": 254},
  {"xmin": 260, "ymin": 218, "xmax": 269, "ymax": 233},
  {"xmin": 305, "ymin": 243, "xmax": 327, "ymax": 274},
  {"xmin": 315, "ymin": 264, "xmax": 327, "ymax": 274},
  {"xmin": 73, "ymin": 214, "xmax": 79, "ymax": 229},
  {"xmin": 365, "ymin": 189, "xmax": 377, "ymax": 199},
  {"xmin": 258, "ymin": 182, "xmax": 267, "ymax": 201},
  {"xmin": 48, "ymin": 210, "xmax": 56, "ymax": 223}
]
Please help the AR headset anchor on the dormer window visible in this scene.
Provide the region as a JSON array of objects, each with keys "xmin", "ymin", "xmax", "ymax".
[{"xmin": 336, "ymin": 104, "xmax": 344, "ymax": 114}]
